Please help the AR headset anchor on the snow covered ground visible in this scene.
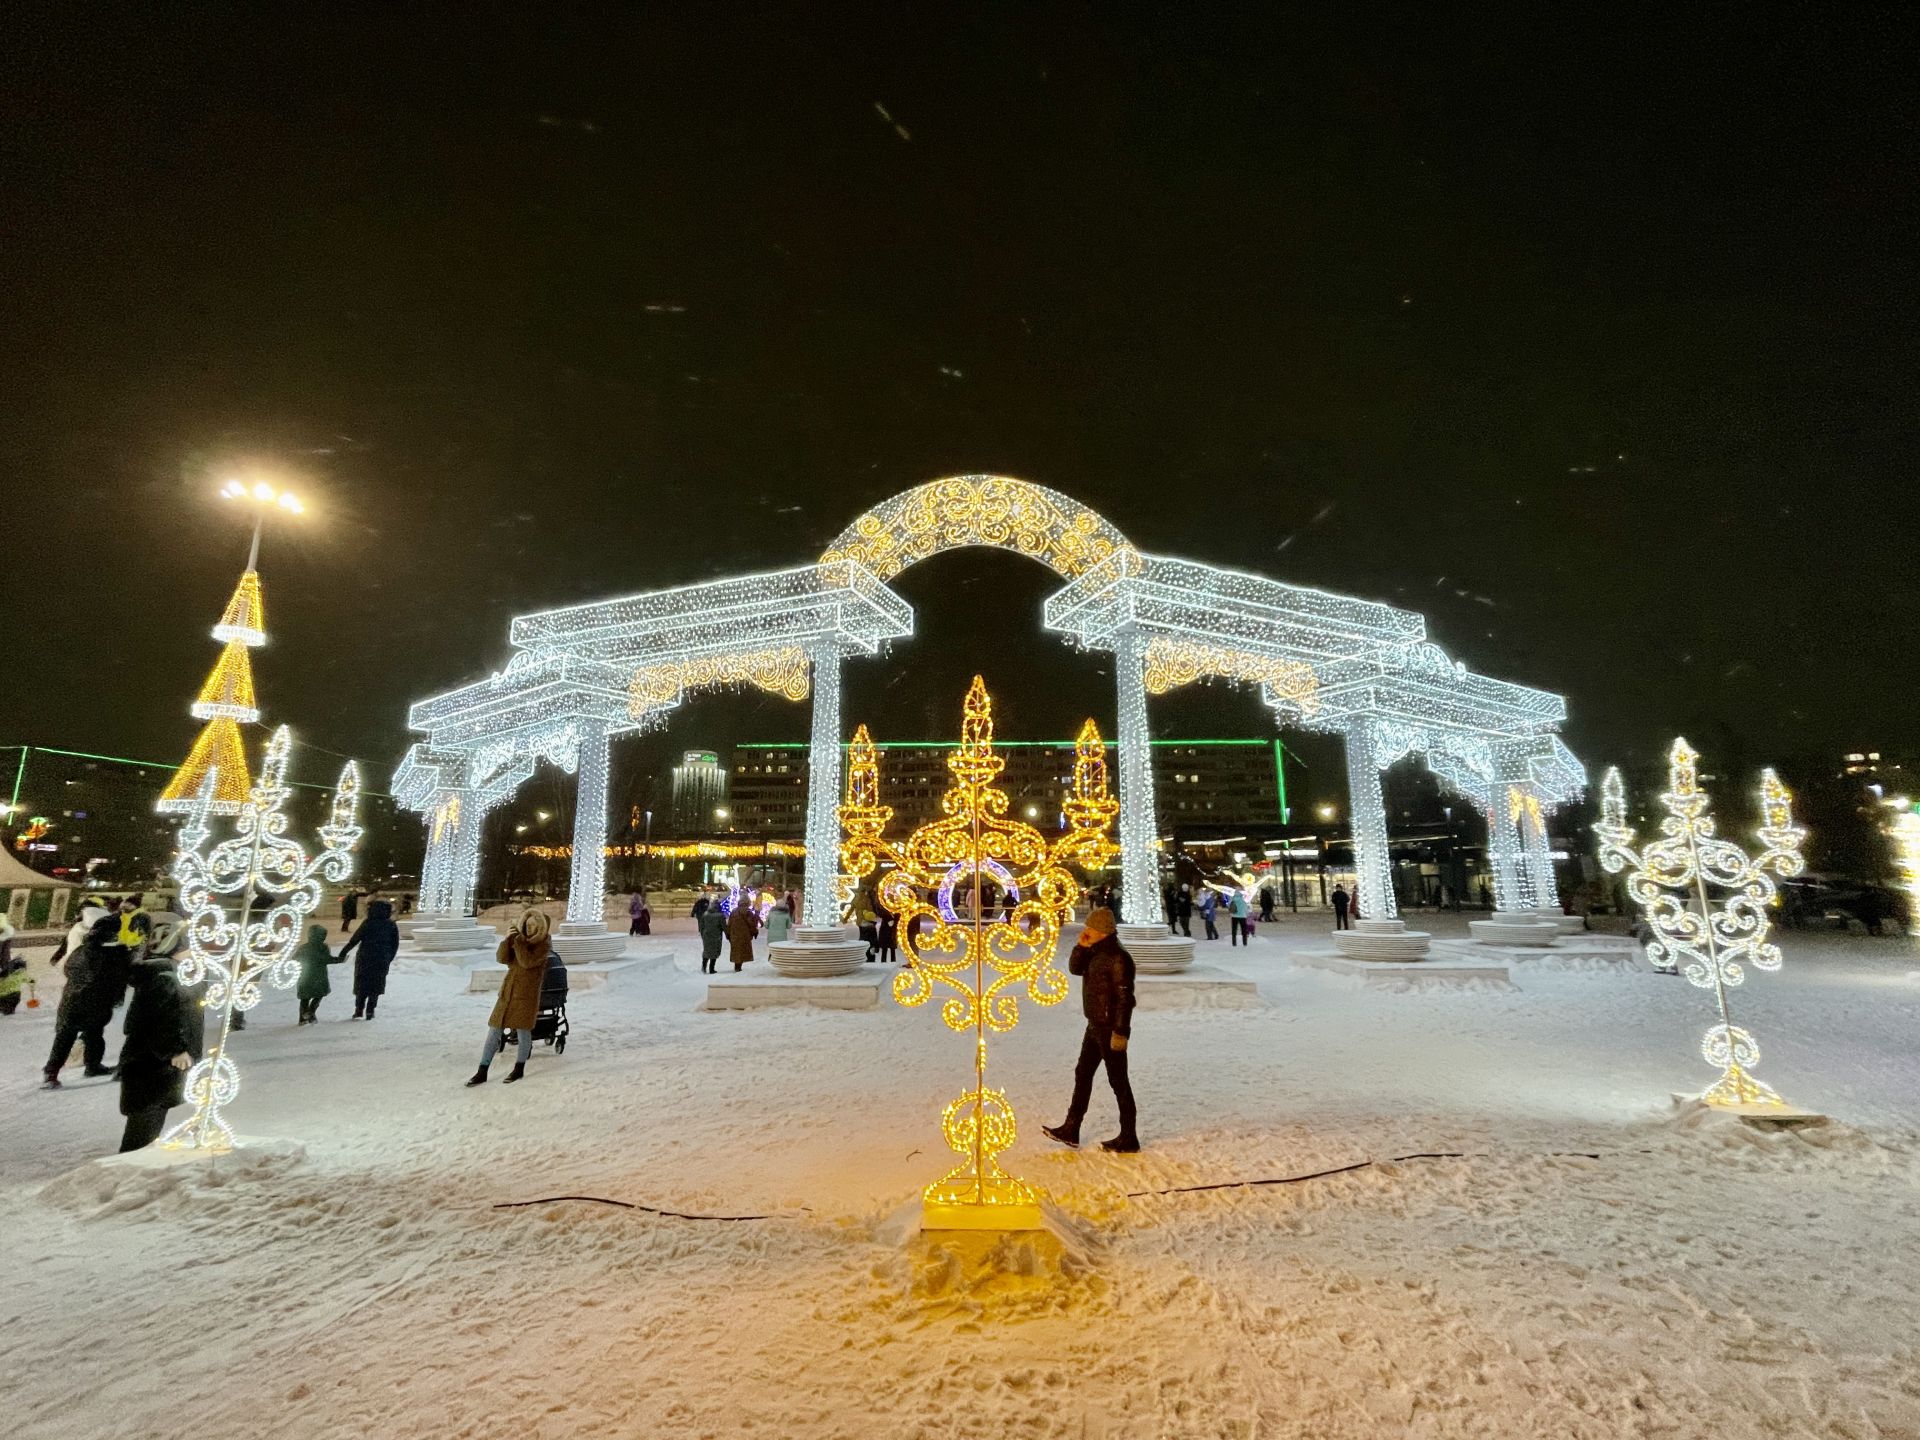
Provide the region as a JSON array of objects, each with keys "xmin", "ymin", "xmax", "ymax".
[{"xmin": 4, "ymin": 913, "xmax": 1919, "ymax": 1439}]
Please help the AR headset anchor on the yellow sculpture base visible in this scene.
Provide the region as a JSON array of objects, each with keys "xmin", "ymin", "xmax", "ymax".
[{"xmin": 921, "ymin": 1198, "xmax": 1046, "ymax": 1232}]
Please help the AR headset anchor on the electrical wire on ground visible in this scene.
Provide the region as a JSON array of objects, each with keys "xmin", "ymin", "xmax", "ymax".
[
  {"xmin": 492, "ymin": 1195, "xmax": 795, "ymax": 1222},
  {"xmin": 1126, "ymin": 1150, "xmax": 1602, "ymax": 1199}
]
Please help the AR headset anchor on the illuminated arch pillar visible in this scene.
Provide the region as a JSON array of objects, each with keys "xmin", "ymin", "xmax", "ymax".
[
  {"xmin": 1484, "ymin": 787, "xmax": 1530, "ymax": 913},
  {"xmin": 1112, "ymin": 627, "xmax": 1161, "ymax": 926},
  {"xmin": 419, "ymin": 805, "xmax": 456, "ymax": 913},
  {"xmin": 447, "ymin": 802, "xmax": 484, "ymax": 917},
  {"xmin": 1342, "ymin": 719, "xmax": 1397, "ymax": 921},
  {"xmin": 566, "ymin": 721, "xmax": 611, "ymax": 926},
  {"xmin": 1518, "ymin": 793, "xmax": 1560, "ymax": 911},
  {"xmin": 802, "ymin": 639, "xmax": 845, "ymax": 928}
]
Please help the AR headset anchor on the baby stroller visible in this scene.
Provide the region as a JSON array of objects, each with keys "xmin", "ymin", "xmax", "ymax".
[{"xmin": 505, "ymin": 958, "xmax": 570, "ymax": 1056}]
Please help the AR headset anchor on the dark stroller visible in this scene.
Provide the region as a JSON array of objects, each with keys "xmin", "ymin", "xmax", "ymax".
[{"xmin": 506, "ymin": 958, "xmax": 569, "ymax": 1056}]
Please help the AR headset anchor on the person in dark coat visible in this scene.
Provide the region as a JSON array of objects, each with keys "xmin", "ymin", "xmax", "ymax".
[
  {"xmin": 116, "ymin": 951, "xmax": 202, "ymax": 1151},
  {"xmin": 42, "ymin": 914, "xmax": 131, "ymax": 1087},
  {"xmin": 1331, "ymin": 885, "xmax": 1351, "ymax": 931},
  {"xmin": 338, "ymin": 898, "xmax": 399, "ymax": 1018},
  {"xmin": 294, "ymin": 923, "xmax": 341, "ymax": 1024},
  {"xmin": 726, "ymin": 898, "xmax": 760, "ymax": 972},
  {"xmin": 1259, "ymin": 884, "xmax": 1276, "ymax": 923},
  {"xmin": 1174, "ymin": 886, "xmax": 1194, "ymax": 938},
  {"xmin": 1043, "ymin": 907, "xmax": 1139, "ymax": 1153},
  {"xmin": 467, "ymin": 909, "xmax": 552, "ymax": 1085},
  {"xmin": 697, "ymin": 903, "xmax": 725, "ymax": 974},
  {"xmin": 628, "ymin": 891, "xmax": 651, "ymax": 935},
  {"xmin": 339, "ymin": 889, "xmax": 360, "ymax": 935}
]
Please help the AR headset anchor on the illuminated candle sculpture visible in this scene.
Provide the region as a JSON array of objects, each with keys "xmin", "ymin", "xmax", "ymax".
[
  {"xmin": 841, "ymin": 677, "xmax": 1117, "ymax": 1228},
  {"xmin": 1594, "ymin": 739, "xmax": 1805, "ymax": 1109}
]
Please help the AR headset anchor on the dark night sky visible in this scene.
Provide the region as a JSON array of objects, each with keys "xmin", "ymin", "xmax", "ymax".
[{"xmin": 4, "ymin": 4, "xmax": 1914, "ymax": 788}]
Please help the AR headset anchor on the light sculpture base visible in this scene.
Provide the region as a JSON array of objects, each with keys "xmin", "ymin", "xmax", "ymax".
[
  {"xmin": 1332, "ymin": 917, "xmax": 1432, "ymax": 961},
  {"xmin": 766, "ymin": 924, "xmax": 869, "ymax": 977},
  {"xmin": 1526, "ymin": 907, "xmax": 1587, "ymax": 936},
  {"xmin": 413, "ymin": 916, "xmax": 499, "ymax": 955},
  {"xmin": 922, "ymin": 1198, "xmax": 1045, "ymax": 1232},
  {"xmin": 1468, "ymin": 913, "xmax": 1561, "ymax": 947},
  {"xmin": 1118, "ymin": 922, "xmax": 1196, "ymax": 974},
  {"xmin": 552, "ymin": 919, "xmax": 627, "ymax": 964}
]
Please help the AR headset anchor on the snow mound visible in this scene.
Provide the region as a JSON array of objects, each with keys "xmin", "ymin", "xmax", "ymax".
[{"xmin": 39, "ymin": 1139, "xmax": 307, "ymax": 1220}]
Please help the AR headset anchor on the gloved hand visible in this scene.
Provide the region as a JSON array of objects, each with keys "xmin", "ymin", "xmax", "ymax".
[
  {"xmin": 1111, "ymin": 1033, "xmax": 1127, "ymax": 1052},
  {"xmin": 170, "ymin": 1052, "xmax": 192, "ymax": 1071}
]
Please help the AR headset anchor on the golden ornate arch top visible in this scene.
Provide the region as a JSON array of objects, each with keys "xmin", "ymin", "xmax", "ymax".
[{"xmin": 820, "ymin": 475, "xmax": 1131, "ymax": 581}]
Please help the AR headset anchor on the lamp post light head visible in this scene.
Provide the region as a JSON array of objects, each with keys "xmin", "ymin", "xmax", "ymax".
[{"xmin": 1317, "ymin": 803, "xmax": 1337, "ymax": 821}]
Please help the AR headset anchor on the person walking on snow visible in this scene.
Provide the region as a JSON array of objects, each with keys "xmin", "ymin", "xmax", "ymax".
[
  {"xmin": 1331, "ymin": 885, "xmax": 1352, "ymax": 931},
  {"xmin": 338, "ymin": 898, "xmax": 399, "ymax": 1019},
  {"xmin": 338, "ymin": 888, "xmax": 360, "ymax": 935},
  {"xmin": 696, "ymin": 901, "xmax": 725, "ymax": 974},
  {"xmin": 0, "ymin": 915, "xmax": 28, "ymax": 1015},
  {"xmin": 628, "ymin": 891, "xmax": 651, "ymax": 936},
  {"xmin": 42, "ymin": 914, "xmax": 131, "ymax": 1087},
  {"xmin": 767, "ymin": 896, "xmax": 792, "ymax": 943},
  {"xmin": 1043, "ymin": 907, "xmax": 1139, "ymax": 1153},
  {"xmin": 1228, "ymin": 888, "xmax": 1251, "ymax": 945},
  {"xmin": 116, "ymin": 948, "xmax": 201, "ymax": 1151},
  {"xmin": 294, "ymin": 923, "xmax": 340, "ymax": 1024},
  {"xmin": 1198, "ymin": 887, "xmax": 1220, "ymax": 941},
  {"xmin": 467, "ymin": 909, "xmax": 553, "ymax": 1086},
  {"xmin": 727, "ymin": 896, "xmax": 760, "ymax": 972},
  {"xmin": 1174, "ymin": 885, "xmax": 1194, "ymax": 938}
]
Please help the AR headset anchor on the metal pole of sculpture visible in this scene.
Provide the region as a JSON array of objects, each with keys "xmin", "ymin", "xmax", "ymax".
[
  {"xmin": 840, "ymin": 676, "xmax": 1118, "ymax": 1229},
  {"xmin": 167, "ymin": 726, "xmax": 362, "ymax": 1151},
  {"xmin": 1593, "ymin": 739, "xmax": 1805, "ymax": 1110}
]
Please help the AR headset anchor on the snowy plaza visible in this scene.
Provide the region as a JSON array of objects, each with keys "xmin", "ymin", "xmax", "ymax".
[{"xmin": 6, "ymin": 912, "xmax": 1919, "ymax": 1440}]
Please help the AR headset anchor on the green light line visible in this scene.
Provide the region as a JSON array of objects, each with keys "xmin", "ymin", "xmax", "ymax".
[
  {"xmin": 9, "ymin": 746, "xmax": 25, "ymax": 814},
  {"xmin": 0, "ymin": 741, "xmax": 393, "ymax": 799},
  {"xmin": 1273, "ymin": 738, "xmax": 1289, "ymax": 824}
]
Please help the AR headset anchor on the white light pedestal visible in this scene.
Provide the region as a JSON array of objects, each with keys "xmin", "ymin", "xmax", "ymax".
[
  {"xmin": 1331, "ymin": 916, "xmax": 1432, "ymax": 961},
  {"xmin": 1118, "ymin": 922, "xmax": 1196, "ymax": 974},
  {"xmin": 552, "ymin": 919, "xmax": 628, "ymax": 964},
  {"xmin": 395, "ymin": 911, "xmax": 438, "ymax": 940},
  {"xmin": 1527, "ymin": 906, "xmax": 1587, "ymax": 937},
  {"xmin": 412, "ymin": 913, "xmax": 498, "ymax": 956},
  {"xmin": 1469, "ymin": 911, "xmax": 1561, "ymax": 947},
  {"xmin": 767, "ymin": 923, "xmax": 870, "ymax": 978}
]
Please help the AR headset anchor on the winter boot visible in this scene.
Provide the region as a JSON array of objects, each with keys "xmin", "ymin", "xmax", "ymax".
[
  {"xmin": 40, "ymin": 1073, "xmax": 61, "ymax": 1090},
  {"xmin": 351, "ymin": 1006, "xmax": 364, "ymax": 1020},
  {"xmin": 465, "ymin": 1066, "xmax": 489, "ymax": 1087},
  {"xmin": 502, "ymin": 1063, "xmax": 526, "ymax": 1084},
  {"xmin": 364, "ymin": 1001, "xmax": 377, "ymax": 1019},
  {"xmin": 1099, "ymin": 1134, "xmax": 1140, "ymax": 1154},
  {"xmin": 1042, "ymin": 1124, "xmax": 1080, "ymax": 1149},
  {"xmin": 82, "ymin": 1064, "xmax": 112, "ymax": 1078}
]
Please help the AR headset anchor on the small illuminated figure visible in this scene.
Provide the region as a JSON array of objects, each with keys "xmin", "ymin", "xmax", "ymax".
[
  {"xmin": 1594, "ymin": 739, "xmax": 1805, "ymax": 1109},
  {"xmin": 841, "ymin": 676, "xmax": 1117, "ymax": 1228}
]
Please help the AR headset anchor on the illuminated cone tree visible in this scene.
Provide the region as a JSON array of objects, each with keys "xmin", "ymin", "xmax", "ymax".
[
  {"xmin": 167, "ymin": 726, "xmax": 361, "ymax": 1151},
  {"xmin": 840, "ymin": 676, "xmax": 1117, "ymax": 1229},
  {"xmin": 1594, "ymin": 739, "xmax": 1805, "ymax": 1109},
  {"xmin": 157, "ymin": 569, "xmax": 266, "ymax": 815}
]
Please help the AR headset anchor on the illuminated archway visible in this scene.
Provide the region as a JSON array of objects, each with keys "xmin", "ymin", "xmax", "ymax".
[{"xmin": 821, "ymin": 474, "xmax": 1131, "ymax": 581}]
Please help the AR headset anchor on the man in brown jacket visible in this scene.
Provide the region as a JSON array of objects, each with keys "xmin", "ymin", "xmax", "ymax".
[{"xmin": 1043, "ymin": 906, "xmax": 1139, "ymax": 1153}]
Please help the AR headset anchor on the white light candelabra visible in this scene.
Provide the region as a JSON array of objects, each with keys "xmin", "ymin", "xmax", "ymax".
[
  {"xmin": 1594, "ymin": 739, "xmax": 1805, "ymax": 1110},
  {"xmin": 167, "ymin": 726, "xmax": 362, "ymax": 1151}
]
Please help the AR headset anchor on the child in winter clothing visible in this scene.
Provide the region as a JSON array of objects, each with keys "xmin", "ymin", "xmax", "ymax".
[{"xmin": 294, "ymin": 924, "xmax": 340, "ymax": 1024}]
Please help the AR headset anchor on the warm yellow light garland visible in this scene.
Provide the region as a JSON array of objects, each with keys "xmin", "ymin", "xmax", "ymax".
[
  {"xmin": 1142, "ymin": 636, "xmax": 1319, "ymax": 714},
  {"xmin": 628, "ymin": 645, "xmax": 811, "ymax": 717}
]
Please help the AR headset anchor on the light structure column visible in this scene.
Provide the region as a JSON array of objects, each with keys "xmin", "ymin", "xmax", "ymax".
[
  {"xmin": 767, "ymin": 639, "xmax": 868, "ymax": 977},
  {"xmin": 1112, "ymin": 627, "xmax": 1160, "ymax": 926},
  {"xmin": 802, "ymin": 639, "xmax": 845, "ymax": 928},
  {"xmin": 553, "ymin": 720, "xmax": 626, "ymax": 962},
  {"xmin": 566, "ymin": 721, "xmax": 611, "ymax": 925},
  {"xmin": 1329, "ymin": 718, "xmax": 1431, "ymax": 960},
  {"xmin": 413, "ymin": 790, "xmax": 500, "ymax": 956},
  {"xmin": 1109, "ymin": 626, "xmax": 1194, "ymax": 972},
  {"xmin": 419, "ymin": 808, "xmax": 455, "ymax": 913},
  {"xmin": 1519, "ymin": 796, "xmax": 1561, "ymax": 911},
  {"xmin": 1468, "ymin": 783, "xmax": 1561, "ymax": 947},
  {"xmin": 1342, "ymin": 719, "xmax": 1397, "ymax": 921},
  {"xmin": 447, "ymin": 801, "xmax": 484, "ymax": 917}
]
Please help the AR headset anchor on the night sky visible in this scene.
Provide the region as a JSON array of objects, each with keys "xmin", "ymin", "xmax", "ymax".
[{"xmin": 5, "ymin": 5, "xmax": 1914, "ymax": 790}]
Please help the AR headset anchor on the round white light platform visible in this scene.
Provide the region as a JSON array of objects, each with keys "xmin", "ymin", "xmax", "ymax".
[
  {"xmin": 552, "ymin": 920, "xmax": 628, "ymax": 964},
  {"xmin": 1468, "ymin": 912, "xmax": 1561, "ymax": 947},
  {"xmin": 413, "ymin": 915, "xmax": 498, "ymax": 955},
  {"xmin": 1118, "ymin": 923, "xmax": 1197, "ymax": 974},
  {"xmin": 1331, "ymin": 917, "xmax": 1432, "ymax": 961},
  {"xmin": 1527, "ymin": 907, "xmax": 1587, "ymax": 936},
  {"xmin": 767, "ymin": 924, "xmax": 870, "ymax": 978}
]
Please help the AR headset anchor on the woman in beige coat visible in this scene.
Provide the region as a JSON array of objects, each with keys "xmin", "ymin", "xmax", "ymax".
[{"xmin": 466, "ymin": 909, "xmax": 553, "ymax": 1086}]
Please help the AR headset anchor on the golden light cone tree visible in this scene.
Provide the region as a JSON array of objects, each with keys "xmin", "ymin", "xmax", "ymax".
[
  {"xmin": 157, "ymin": 570, "xmax": 266, "ymax": 815},
  {"xmin": 840, "ymin": 676, "xmax": 1118, "ymax": 1230}
]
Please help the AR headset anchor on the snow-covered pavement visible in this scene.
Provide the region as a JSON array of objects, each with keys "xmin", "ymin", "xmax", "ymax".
[{"xmin": 4, "ymin": 915, "xmax": 1918, "ymax": 1439}]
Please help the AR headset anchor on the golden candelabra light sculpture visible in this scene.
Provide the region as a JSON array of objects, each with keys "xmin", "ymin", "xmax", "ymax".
[
  {"xmin": 1594, "ymin": 739, "xmax": 1805, "ymax": 1110},
  {"xmin": 840, "ymin": 676, "xmax": 1118, "ymax": 1229}
]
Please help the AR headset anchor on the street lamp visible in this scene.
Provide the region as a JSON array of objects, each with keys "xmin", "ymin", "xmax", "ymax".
[
  {"xmin": 1317, "ymin": 803, "xmax": 1336, "ymax": 821},
  {"xmin": 219, "ymin": 476, "xmax": 305, "ymax": 571}
]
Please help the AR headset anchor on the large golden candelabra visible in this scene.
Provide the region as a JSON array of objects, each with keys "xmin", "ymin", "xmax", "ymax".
[
  {"xmin": 1594, "ymin": 739, "xmax": 1805, "ymax": 1110},
  {"xmin": 840, "ymin": 676, "xmax": 1117, "ymax": 1229}
]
